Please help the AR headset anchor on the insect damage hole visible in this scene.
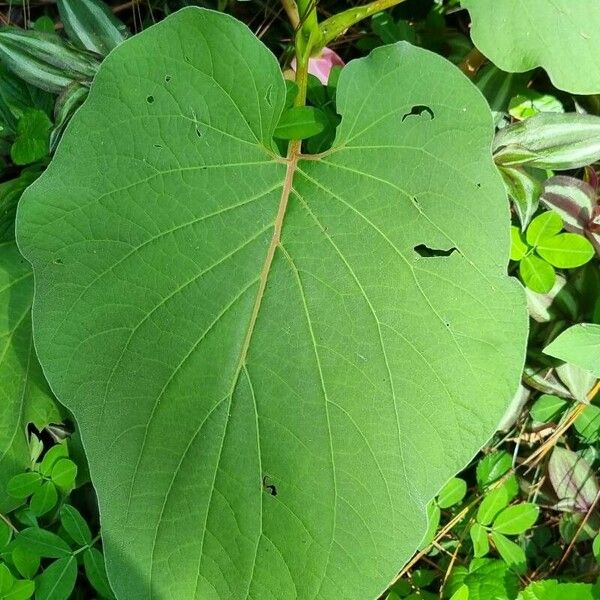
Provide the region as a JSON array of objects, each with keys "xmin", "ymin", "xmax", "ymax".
[
  {"xmin": 402, "ymin": 105, "xmax": 434, "ymax": 122},
  {"xmin": 262, "ymin": 475, "xmax": 277, "ymax": 496},
  {"xmin": 146, "ymin": 95, "xmax": 155, "ymax": 104},
  {"xmin": 414, "ymin": 244, "xmax": 457, "ymax": 258}
]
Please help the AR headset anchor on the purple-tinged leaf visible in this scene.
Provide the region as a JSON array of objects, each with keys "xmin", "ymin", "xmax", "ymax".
[
  {"xmin": 541, "ymin": 175, "xmax": 600, "ymax": 257},
  {"xmin": 548, "ymin": 447, "xmax": 600, "ymax": 513},
  {"xmin": 500, "ymin": 166, "xmax": 542, "ymax": 228},
  {"xmin": 540, "ymin": 176, "xmax": 595, "ymax": 233},
  {"xmin": 493, "ymin": 113, "xmax": 600, "ymax": 171}
]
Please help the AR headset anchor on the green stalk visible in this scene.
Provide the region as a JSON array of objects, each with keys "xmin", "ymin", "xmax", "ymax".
[
  {"xmin": 294, "ymin": 0, "xmax": 321, "ymax": 64},
  {"xmin": 318, "ymin": 0, "xmax": 409, "ymax": 51}
]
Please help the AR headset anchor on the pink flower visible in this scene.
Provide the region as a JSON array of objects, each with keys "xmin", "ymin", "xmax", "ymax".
[{"xmin": 291, "ymin": 47, "xmax": 344, "ymax": 85}]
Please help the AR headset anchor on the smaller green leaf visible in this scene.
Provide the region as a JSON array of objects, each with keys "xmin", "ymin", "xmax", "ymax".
[
  {"xmin": 29, "ymin": 481, "xmax": 58, "ymax": 517},
  {"xmin": 60, "ymin": 505, "xmax": 92, "ymax": 546},
  {"xmin": 510, "ymin": 226, "xmax": 529, "ymax": 261},
  {"xmin": 477, "ymin": 486, "xmax": 509, "ymax": 526},
  {"xmin": 519, "ymin": 254, "xmax": 555, "ymax": 293},
  {"xmin": 274, "ymin": 106, "xmax": 327, "ymax": 140},
  {"xmin": 536, "ymin": 233, "xmax": 594, "ymax": 268},
  {"xmin": 11, "ymin": 108, "xmax": 52, "ymax": 164},
  {"xmin": 83, "ymin": 548, "xmax": 115, "ymax": 599},
  {"xmin": 530, "ymin": 394, "xmax": 567, "ymax": 424},
  {"xmin": 593, "ymin": 534, "xmax": 600, "ymax": 564},
  {"xmin": 458, "ymin": 559, "xmax": 519, "ymax": 600},
  {"xmin": 449, "ymin": 585, "xmax": 469, "ymax": 600},
  {"xmin": 3, "ymin": 579, "xmax": 35, "ymax": 600},
  {"xmin": 7, "ymin": 473, "xmax": 42, "ymax": 500},
  {"xmin": 493, "ymin": 503, "xmax": 539, "ymax": 535},
  {"xmin": 13, "ymin": 509, "xmax": 37, "ymax": 529},
  {"xmin": 418, "ymin": 501, "xmax": 440, "ymax": 551},
  {"xmin": 28, "ymin": 434, "xmax": 43, "ymax": 467},
  {"xmin": 410, "ymin": 569, "xmax": 435, "ymax": 588},
  {"xmin": 0, "ymin": 563, "xmax": 15, "ymax": 594},
  {"xmin": 517, "ymin": 579, "xmax": 597, "ymax": 600},
  {"xmin": 12, "ymin": 543, "xmax": 41, "ymax": 579},
  {"xmin": 0, "ymin": 519, "xmax": 12, "ymax": 550},
  {"xmin": 35, "ymin": 556, "xmax": 77, "ymax": 600},
  {"xmin": 39, "ymin": 444, "xmax": 68, "ymax": 477},
  {"xmin": 437, "ymin": 477, "xmax": 467, "ymax": 509},
  {"xmin": 16, "ymin": 527, "xmax": 71, "ymax": 559},
  {"xmin": 476, "ymin": 452, "xmax": 512, "ymax": 490},
  {"xmin": 526, "ymin": 211, "xmax": 563, "ymax": 246},
  {"xmin": 50, "ymin": 459, "xmax": 77, "ymax": 492},
  {"xmin": 33, "ymin": 16, "xmax": 56, "ymax": 34},
  {"xmin": 469, "ymin": 523, "xmax": 489, "ymax": 558},
  {"xmin": 508, "ymin": 91, "xmax": 563, "ymax": 120},
  {"xmin": 544, "ymin": 323, "xmax": 600, "ymax": 378},
  {"xmin": 574, "ymin": 404, "xmax": 600, "ymax": 443},
  {"xmin": 491, "ymin": 532, "xmax": 526, "ymax": 574}
]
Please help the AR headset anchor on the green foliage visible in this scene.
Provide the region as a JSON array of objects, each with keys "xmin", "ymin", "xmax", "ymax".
[
  {"xmin": 544, "ymin": 324, "xmax": 600, "ymax": 378},
  {"xmin": 0, "ymin": 439, "xmax": 114, "ymax": 599},
  {"xmin": 462, "ymin": 0, "xmax": 600, "ymax": 94},
  {"xmin": 10, "ymin": 109, "xmax": 52, "ymax": 165},
  {"xmin": 15, "ymin": 7, "xmax": 528, "ymax": 598},
  {"xmin": 510, "ymin": 212, "xmax": 594, "ymax": 293},
  {"xmin": 0, "ymin": 1, "xmax": 597, "ymax": 598}
]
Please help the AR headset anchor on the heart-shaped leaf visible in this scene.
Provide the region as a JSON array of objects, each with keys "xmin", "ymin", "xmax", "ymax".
[
  {"xmin": 462, "ymin": 0, "xmax": 600, "ymax": 94},
  {"xmin": 16, "ymin": 8, "xmax": 527, "ymax": 599}
]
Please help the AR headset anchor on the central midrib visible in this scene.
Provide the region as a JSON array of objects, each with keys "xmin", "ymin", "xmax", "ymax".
[{"xmin": 235, "ymin": 139, "xmax": 301, "ymax": 370}]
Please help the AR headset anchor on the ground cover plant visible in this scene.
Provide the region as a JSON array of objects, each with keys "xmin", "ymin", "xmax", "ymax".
[{"xmin": 0, "ymin": 1, "xmax": 599, "ymax": 599}]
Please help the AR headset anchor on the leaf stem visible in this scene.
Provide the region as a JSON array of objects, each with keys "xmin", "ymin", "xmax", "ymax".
[
  {"xmin": 280, "ymin": 0, "xmax": 300, "ymax": 30},
  {"xmin": 318, "ymin": 0, "xmax": 409, "ymax": 50},
  {"xmin": 0, "ymin": 512, "xmax": 17, "ymax": 533}
]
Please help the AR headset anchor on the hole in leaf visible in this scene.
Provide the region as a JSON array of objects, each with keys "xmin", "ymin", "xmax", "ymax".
[
  {"xmin": 53, "ymin": 258, "xmax": 63, "ymax": 265},
  {"xmin": 402, "ymin": 105, "xmax": 434, "ymax": 122},
  {"xmin": 146, "ymin": 95, "xmax": 155, "ymax": 104},
  {"xmin": 165, "ymin": 75, "xmax": 172, "ymax": 83},
  {"xmin": 195, "ymin": 128, "xmax": 202, "ymax": 138},
  {"xmin": 476, "ymin": 182, "xmax": 482, "ymax": 188},
  {"xmin": 413, "ymin": 244, "xmax": 457, "ymax": 258},
  {"xmin": 153, "ymin": 144, "xmax": 163, "ymax": 149},
  {"xmin": 262, "ymin": 475, "xmax": 277, "ymax": 496},
  {"xmin": 184, "ymin": 56, "xmax": 191, "ymax": 63}
]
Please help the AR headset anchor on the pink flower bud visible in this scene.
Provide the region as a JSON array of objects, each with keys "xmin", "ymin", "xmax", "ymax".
[{"xmin": 291, "ymin": 47, "xmax": 344, "ymax": 85}]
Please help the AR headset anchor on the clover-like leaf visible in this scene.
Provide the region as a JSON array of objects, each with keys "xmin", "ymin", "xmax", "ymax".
[
  {"xmin": 16, "ymin": 8, "xmax": 527, "ymax": 599},
  {"xmin": 462, "ymin": 0, "xmax": 600, "ymax": 94}
]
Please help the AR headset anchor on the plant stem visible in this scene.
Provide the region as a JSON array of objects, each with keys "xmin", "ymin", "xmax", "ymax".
[
  {"xmin": 295, "ymin": 0, "xmax": 321, "ymax": 59},
  {"xmin": 318, "ymin": 0, "xmax": 409, "ymax": 50},
  {"xmin": 281, "ymin": 0, "xmax": 300, "ymax": 30},
  {"xmin": 459, "ymin": 47, "xmax": 487, "ymax": 78},
  {"xmin": 0, "ymin": 512, "xmax": 17, "ymax": 533}
]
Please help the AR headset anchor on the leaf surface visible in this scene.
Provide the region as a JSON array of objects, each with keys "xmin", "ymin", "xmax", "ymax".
[
  {"xmin": 544, "ymin": 323, "xmax": 600, "ymax": 377},
  {"xmin": 16, "ymin": 8, "xmax": 527, "ymax": 599},
  {"xmin": 462, "ymin": 0, "xmax": 600, "ymax": 94},
  {"xmin": 0, "ymin": 238, "xmax": 61, "ymax": 512}
]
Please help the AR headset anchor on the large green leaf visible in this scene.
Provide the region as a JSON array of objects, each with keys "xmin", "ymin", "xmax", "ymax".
[
  {"xmin": 16, "ymin": 8, "xmax": 527, "ymax": 600},
  {"xmin": 0, "ymin": 178, "xmax": 61, "ymax": 512},
  {"xmin": 462, "ymin": 0, "xmax": 600, "ymax": 94}
]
